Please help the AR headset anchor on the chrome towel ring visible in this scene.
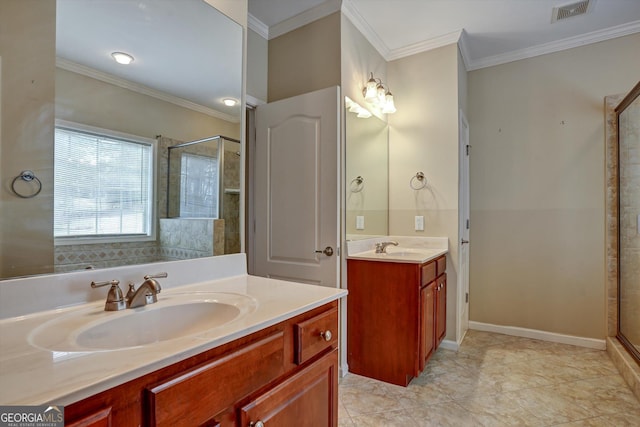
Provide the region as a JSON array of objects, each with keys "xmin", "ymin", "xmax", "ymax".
[
  {"xmin": 350, "ymin": 176, "xmax": 364, "ymax": 193},
  {"xmin": 410, "ymin": 172, "xmax": 427, "ymax": 190},
  {"xmin": 11, "ymin": 170, "xmax": 42, "ymax": 199}
]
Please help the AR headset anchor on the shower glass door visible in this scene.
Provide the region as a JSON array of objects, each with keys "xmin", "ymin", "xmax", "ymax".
[{"xmin": 617, "ymin": 81, "xmax": 640, "ymax": 362}]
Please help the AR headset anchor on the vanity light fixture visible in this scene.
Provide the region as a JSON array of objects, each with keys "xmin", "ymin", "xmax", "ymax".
[
  {"xmin": 223, "ymin": 98, "xmax": 237, "ymax": 107},
  {"xmin": 362, "ymin": 72, "xmax": 396, "ymax": 114},
  {"xmin": 345, "ymin": 97, "xmax": 371, "ymax": 119},
  {"xmin": 111, "ymin": 52, "xmax": 134, "ymax": 65}
]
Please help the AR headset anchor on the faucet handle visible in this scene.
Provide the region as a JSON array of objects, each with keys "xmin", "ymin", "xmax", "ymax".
[
  {"xmin": 90, "ymin": 280, "xmax": 126, "ymax": 311},
  {"xmin": 91, "ymin": 279, "xmax": 120, "ymax": 288},
  {"xmin": 144, "ymin": 272, "xmax": 168, "ymax": 280}
]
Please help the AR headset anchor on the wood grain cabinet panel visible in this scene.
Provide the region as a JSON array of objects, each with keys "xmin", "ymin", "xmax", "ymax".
[
  {"xmin": 294, "ymin": 307, "xmax": 338, "ymax": 365},
  {"xmin": 147, "ymin": 332, "xmax": 285, "ymax": 427},
  {"xmin": 347, "ymin": 256, "xmax": 446, "ymax": 386},
  {"xmin": 65, "ymin": 301, "xmax": 339, "ymax": 427},
  {"xmin": 65, "ymin": 407, "xmax": 112, "ymax": 427},
  {"xmin": 239, "ymin": 350, "xmax": 338, "ymax": 427}
]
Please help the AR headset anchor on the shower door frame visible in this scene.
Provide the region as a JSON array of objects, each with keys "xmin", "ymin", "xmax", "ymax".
[{"xmin": 615, "ymin": 81, "xmax": 640, "ymax": 365}]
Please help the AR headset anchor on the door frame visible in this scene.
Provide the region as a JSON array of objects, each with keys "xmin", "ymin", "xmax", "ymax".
[{"xmin": 457, "ymin": 108, "xmax": 470, "ymax": 344}]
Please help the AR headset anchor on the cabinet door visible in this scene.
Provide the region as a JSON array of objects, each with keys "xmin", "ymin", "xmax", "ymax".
[
  {"xmin": 65, "ymin": 407, "xmax": 112, "ymax": 427},
  {"xmin": 147, "ymin": 331, "xmax": 285, "ymax": 427},
  {"xmin": 239, "ymin": 350, "xmax": 338, "ymax": 427},
  {"xmin": 436, "ymin": 274, "xmax": 447, "ymax": 345},
  {"xmin": 419, "ymin": 282, "xmax": 436, "ymax": 372}
]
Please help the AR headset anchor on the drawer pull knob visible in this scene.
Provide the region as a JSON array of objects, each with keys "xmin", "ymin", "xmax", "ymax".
[
  {"xmin": 320, "ymin": 330, "xmax": 332, "ymax": 341},
  {"xmin": 249, "ymin": 421, "xmax": 265, "ymax": 427}
]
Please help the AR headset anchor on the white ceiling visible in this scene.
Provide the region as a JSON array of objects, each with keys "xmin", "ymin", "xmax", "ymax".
[
  {"xmin": 248, "ymin": 0, "xmax": 640, "ymax": 69},
  {"xmin": 56, "ymin": 0, "xmax": 243, "ymax": 121}
]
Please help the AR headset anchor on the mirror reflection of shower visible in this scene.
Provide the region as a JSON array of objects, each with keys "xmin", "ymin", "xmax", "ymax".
[{"xmin": 167, "ymin": 135, "xmax": 241, "ymax": 255}]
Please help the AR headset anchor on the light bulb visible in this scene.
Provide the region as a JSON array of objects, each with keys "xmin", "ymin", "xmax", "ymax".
[
  {"xmin": 111, "ymin": 52, "xmax": 134, "ymax": 65},
  {"xmin": 382, "ymin": 92, "xmax": 396, "ymax": 114},
  {"xmin": 223, "ymin": 98, "xmax": 237, "ymax": 107}
]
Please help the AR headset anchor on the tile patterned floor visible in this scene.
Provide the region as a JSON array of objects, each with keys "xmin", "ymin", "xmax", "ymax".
[{"xmin": 338, "ymin": 330, "xmax": 640, "ymax": 426}]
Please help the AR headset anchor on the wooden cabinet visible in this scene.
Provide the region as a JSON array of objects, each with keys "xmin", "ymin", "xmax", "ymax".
[
  {"xmin": 436, "ymin": 273, "xmax": 447, "ymax": 346},
  {"xmin": 419, "ymin": 281, "xmax": 436, "ymax": 372},
  {"xmin": 347, "ymin": 255, "xmax": 446, "ymax": 386},
  {"xmin": 64, "ymin": 301, "xmax": 339, "ymax": 427}
]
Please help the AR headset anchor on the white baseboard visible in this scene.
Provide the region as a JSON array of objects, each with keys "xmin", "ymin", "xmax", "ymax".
[
  {"xmin": 469, "ymin": 321, "xmax": 606, "ymax": 350},
  {"xmin": 439, "ymin": 339, "xmax": 459, "ymax": 351}
]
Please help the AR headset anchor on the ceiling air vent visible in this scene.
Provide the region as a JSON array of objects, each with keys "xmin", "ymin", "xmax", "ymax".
[{"xmin": 551, "ymin": 0, "xmax": 592, "ymax": 23}]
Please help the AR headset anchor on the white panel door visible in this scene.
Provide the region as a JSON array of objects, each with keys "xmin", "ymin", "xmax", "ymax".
[
  {"xmin": 253, "ymin": 87, "xmax": 339, "ymax": 287},
  {"xmin": 459, "ymin": 109, "xmax": 470, "ymax": 338}
]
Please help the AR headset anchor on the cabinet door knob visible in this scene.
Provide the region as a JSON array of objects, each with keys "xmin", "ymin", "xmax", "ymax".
[
  {"xmin": 320, "ymin": 330, "xmax": 332, "ymax": 341},
  {"xmin": 249, "ymin": 421, "xmax": 264, "ymax": 427}
]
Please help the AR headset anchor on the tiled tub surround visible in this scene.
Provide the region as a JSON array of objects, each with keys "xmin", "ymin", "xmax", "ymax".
[
  {"xmin": 338, "ymin": 330, "xmax": 640, "ymax": 426},
  {"xmin": 0, "ymin": 254, "xmax": 346, "ymax": 405},
  {"xmin": 54, "ymin": 218, "xmax": 225, "ymax": 272}
]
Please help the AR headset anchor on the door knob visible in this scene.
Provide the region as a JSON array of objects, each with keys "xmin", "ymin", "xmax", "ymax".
[
  {"xmin": 315, "ymin": 246, "xmax": 334, "ymax": 256},
  {"xmin": 461, "ymin": 239, "xmax": 469, "ymax": 245}
]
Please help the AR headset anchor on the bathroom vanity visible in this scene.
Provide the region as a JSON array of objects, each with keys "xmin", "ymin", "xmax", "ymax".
[
  {"xmin": 0, "ymin": 254, "xmax": 346, "ymax": 426},
  {"xmin": 346, "ymin": 238, "xmax": 447, "ymax": 386}
]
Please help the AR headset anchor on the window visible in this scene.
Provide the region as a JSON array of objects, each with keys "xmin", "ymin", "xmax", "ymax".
[
  {"xmin": 54, "ymin": 121, "xmax": 156, "ymax": 242},
  {"xmin": 179, "ymin": 153, "xmax": 218, "ymax": 218}
]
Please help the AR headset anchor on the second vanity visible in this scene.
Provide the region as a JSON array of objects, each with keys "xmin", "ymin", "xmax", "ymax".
[
  {"xmin": 0, "ymin": 254, "xmax": 346, "ymax": 426},
  {"xmin": 346, "ymin": 237, "xmax": 448, "ymax": 386}
]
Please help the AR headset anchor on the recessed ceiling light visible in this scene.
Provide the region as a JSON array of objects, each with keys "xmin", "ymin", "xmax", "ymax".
[
  {"xmin": 111, "ymin": 52, "xmax": 134, "ymax": 65},
  {"xmin": 223, "ymin": 98, "xmax": 237, "ymax": 107}
]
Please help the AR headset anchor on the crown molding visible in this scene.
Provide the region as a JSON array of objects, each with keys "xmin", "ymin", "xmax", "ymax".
[
  {"xmin": 457, "ymin": 29, "xmax": 472, "ymax": 71},
  {"xmin": 386, "ymin": 29, "xmax": 463, "ymax": 62},
  {"xmin": 269, "ymin": 0, "xmax": 341, "ymax": 40},
  {"xmin": 56, "ymin": 58, "xmax": 240, "ymax": 123},
  {"xmin": 466, "ymin": 19, "xmax": 640, "ymax": 71},
  {"xmin": 341, "ymin": 0, "xmax": 390, "ymax": 59},
  {"xmin": 248, "ymin": 13, "xmax": 269, "ymax": 39}
]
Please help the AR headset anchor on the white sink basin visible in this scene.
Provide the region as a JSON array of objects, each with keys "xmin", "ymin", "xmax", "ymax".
[
  {"xmin": 347, "ymin": 247, "xmax": 447, "ymax": 263},
  {"xmin": 29, "ymin": 292, "xmax": 257, "ymax": 352}
]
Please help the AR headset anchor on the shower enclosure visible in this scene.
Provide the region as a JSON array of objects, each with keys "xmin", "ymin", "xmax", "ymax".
[
  {"xmin": 616, "ymin": 82, "xmax": 640, "ymax": 363},
  {"xmin": 167, "ymin": 135, "xmax": 241, "ymax": 254}
]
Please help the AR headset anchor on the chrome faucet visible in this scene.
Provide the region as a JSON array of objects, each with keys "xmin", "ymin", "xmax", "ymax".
[
  {"xmin": 126, "ymin": 273, "xmax": 167, "ymax": 309},
  {"xmin": 375, "ymin": 241, "xmax": 399, "ymax": 253}
]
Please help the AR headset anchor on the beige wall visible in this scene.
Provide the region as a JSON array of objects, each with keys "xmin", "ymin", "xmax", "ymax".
[
  {"xmin": 387, "ymin": 44, "xmax": 461, "ymax": 341},
  {"xmin": 0, "ymin": 0, "xmax": 56, "ymax": 278},
  {"xmin": 340, "ymin": 14, "xmax": 387, "ymax": 120},
  {"xmin": 268, "ymin": 12, "xmax": 341, "ymax": 102},
  {"xmin": 468, "ymin": 33, "xmax": 640, "ymax": 339},
  {"xmin": 56, "ymin": 69, "xmax": 240, "ymax": 142},
  {"xmin": 247, "ymin": 29, "xmax": 268, "ymax": 103}
]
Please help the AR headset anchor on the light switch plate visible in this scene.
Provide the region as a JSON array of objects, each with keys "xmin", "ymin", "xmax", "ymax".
[
  {"xmin": 415, "ymin": 215, "xmax": 424, "ymax": 231},
  {"xmin": 356, "ymin": 216, "xmax": 365, "ymax": 230}
]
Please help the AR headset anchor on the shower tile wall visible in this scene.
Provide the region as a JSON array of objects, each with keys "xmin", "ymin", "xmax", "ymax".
[
  {"xmin": 54, "ymin": 241, "xmax": 158, "ymax": 272},
  {"xmin": 605, "ymin": 94, "xmax": 640, "ymax": 403},
  {"xmin": 159, "ymin": 218, "xmax": 224, "ymax": 260},
  {"xmin": 619, "ymin": 95, "xmax": 640, "ymax": 348},
  {"xmin": 223, "ymin": 143, "xmax": 241, "ymax": 254}
]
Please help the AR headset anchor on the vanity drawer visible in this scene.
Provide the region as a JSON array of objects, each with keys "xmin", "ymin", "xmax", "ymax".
[
  {"xmin": 421, "ymin": 261, "xmax": 437, "ymax": 286},
  {"xmin": 146, "ymin": 331, "xmax": 285, "ymax": 427},
  {"xmin": 294, "ymin": 306, "xmax": 338, "ymax": 365},
  {"xmin": 436, "ymin": 255, "xmax": 446, "ymax": 276}
]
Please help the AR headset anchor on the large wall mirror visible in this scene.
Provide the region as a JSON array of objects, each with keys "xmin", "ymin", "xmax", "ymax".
[
  {"xmin": 0, "ymin": 0, "xmax": 243, "ymax": 279},
  {"xmin": 345, "ymin": 97, "xmax": 388, "ymax": 239},
  {"xmin": 616, "ymin": 81, "xmax": 640, "ymax": 363}
]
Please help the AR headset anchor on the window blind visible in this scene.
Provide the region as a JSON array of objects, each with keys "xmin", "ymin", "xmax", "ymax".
[{"xmin": 54, "ymin": 127, "xmax": 153, "ymax": 238}]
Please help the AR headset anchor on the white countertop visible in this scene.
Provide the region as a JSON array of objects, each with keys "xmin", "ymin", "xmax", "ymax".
[
  {"xmin": 346, "ymin": 236, "xmax": 449, "ymax": 264},
  {"xmin": 0, "ymin": 255, "xmax": 346, "ymax": 405}
]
